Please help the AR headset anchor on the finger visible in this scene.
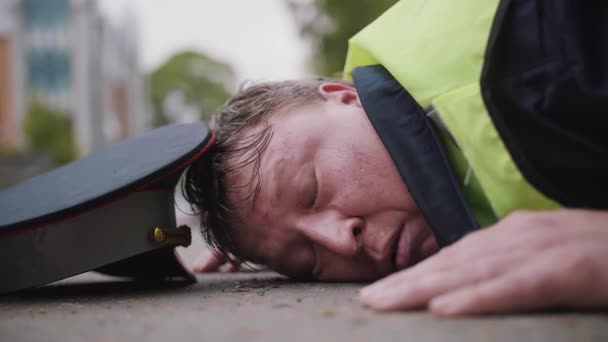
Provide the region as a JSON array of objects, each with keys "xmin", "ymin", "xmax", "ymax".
[
  {"xmin": 360, "ymin": 270, "xmax": 465, "ymax": 311},
  {"xmin": 429, "ymin": 240, "xmax": 608, "ymax": 316},
  {"xmin": 221, "ymin": 262, "xmax": 241, "ymax": 273},
  {"xmin": 429, "ymin": 260, "xmax": 558, "ymax": 316},
  {"xmin": 191, "ymin": 250, "xmax": 226, "ymax": 273},
  {"xmin": 360, "ymin": 247, "xmax": 458, "ymax": 295},
  {"xmin": 360, "ymin": 251, "xmax": 525, "ymax": 311},
  {"xmin": 359, "ymin": 251, "xmax": 466, "ymax": 301}
]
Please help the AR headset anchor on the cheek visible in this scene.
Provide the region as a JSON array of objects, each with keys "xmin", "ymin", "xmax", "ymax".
[{"xmin": 321, "ymin": 140, "xmax": 409, "ymax": 210}]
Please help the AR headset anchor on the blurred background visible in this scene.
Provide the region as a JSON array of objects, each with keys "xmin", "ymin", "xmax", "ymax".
[{"xmin": 0, "ymin": 0, "xmax": 397, "ymax": 189}]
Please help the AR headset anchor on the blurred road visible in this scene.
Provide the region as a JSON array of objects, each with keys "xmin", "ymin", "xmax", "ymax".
[{"xmin": 2, "ymin": 270, "xmax": 608, "ymax": 342}]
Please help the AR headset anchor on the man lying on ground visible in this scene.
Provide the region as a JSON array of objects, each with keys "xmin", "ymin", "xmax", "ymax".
[{"xmin": 183, "ymin": 0, "xmax": 608, "ymax": 316}]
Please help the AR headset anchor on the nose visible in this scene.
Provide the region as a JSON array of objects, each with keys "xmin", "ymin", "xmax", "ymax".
[{"xmin": 301, "ymin": 213, "xmax": 364, "ymax": 256}]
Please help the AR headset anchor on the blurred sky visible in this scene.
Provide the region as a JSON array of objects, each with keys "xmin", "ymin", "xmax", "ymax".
[{"xmin": 98, "ymin": 0, "xmax": 311, "ymax": 83}]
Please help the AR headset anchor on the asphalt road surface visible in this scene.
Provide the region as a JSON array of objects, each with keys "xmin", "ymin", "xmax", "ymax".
[
  {"xmin": 3, "ymin": 216, "xmax": 608, "ymax": 342},
  {"xmin": 1, "ymin": 269, "xmax": 608, "ymax": 342}
]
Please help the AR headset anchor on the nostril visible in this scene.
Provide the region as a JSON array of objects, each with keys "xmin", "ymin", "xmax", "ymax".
[
  {"xmin": 352, "ymin": 226, "xmax": 363, "ymax": 253},
  {"xmin": 352, "ymin": 227, "xmax": 363, "ymax": 247},
  {"xmin": 346, "ymin": 217, "xmax": 364, "ymax": 253}
]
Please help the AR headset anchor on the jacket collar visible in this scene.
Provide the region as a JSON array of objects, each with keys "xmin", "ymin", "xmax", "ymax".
[{"xmin": 352, "ymin": 65, "xmax": 479, "ymax": 246}]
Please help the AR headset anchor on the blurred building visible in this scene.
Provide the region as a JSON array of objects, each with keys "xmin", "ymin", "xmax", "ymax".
[
  {"xmin": 101, "ymin": 15, "xmax": 148, "ymax": 142},
  {"xmin": 0, "ymin": 0, "xmax": 148, "ymax": 156},
  {"xmin": 0, "ymin": 0, "xmax": 25, "ymax": 151}
]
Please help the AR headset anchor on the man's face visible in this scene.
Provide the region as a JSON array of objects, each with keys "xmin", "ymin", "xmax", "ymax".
[{"xmin": 227, "ymin": 83, "xmax": 438, "ymax": 281}]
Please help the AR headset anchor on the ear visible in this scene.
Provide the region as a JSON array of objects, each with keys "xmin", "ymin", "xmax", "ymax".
[{"xmin": 318, "ymin": 82, "xmax": 362, "ymax": 107}]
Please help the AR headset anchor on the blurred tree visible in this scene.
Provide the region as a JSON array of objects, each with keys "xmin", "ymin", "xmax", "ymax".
[
  {"xmin": 287, "ymin": 0, "xmax": 398, "ymax": 76},
  {"xmin": 147, "ymin": 51, "xmax": 236, "ymax": 126},
  {"xmin": 23, "ymin": 100, "xmax": 77, "ymax": 165}
]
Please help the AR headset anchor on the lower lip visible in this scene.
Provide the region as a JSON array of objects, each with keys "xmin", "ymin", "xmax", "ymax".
[{"xmin": 395, "ymin": 225, "xmax": 411, "ymax": 270}]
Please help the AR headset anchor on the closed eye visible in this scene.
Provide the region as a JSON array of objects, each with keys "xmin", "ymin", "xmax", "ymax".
[{"xmin": 309, "ymin": 166, "xmax": 319, "ymax": 209}]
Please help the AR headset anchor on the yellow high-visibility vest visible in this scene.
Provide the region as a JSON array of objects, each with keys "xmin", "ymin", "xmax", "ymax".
[{"xmin": 344, "ymin": 0, "xmax": 560, "ymax": 225}]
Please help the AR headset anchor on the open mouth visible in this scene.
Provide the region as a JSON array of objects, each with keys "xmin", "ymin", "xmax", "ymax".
[
  {"xmin": 390, "ymin": 226, "xmax": 402, "ymax": 270},
  {"xmin": 392, "ymin": 223, "xmax": 412, "ymax": 271}
]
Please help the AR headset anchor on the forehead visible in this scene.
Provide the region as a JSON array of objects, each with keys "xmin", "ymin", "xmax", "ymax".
[
  {"xmin": 224, "ymin": 107, "xmax": 320, "ymax": 263},
  {"xmin": 227, "ymin": 104, "xmax": 320, "ymax": 200},
  {"xmin": 226, "ymin": 111, "xmax": 307, "ymax": 197}
]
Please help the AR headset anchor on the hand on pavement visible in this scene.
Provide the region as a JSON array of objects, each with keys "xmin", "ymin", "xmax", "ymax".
[
  {"xmin": 191, "ymin": 248, "xmax": 241, "ymax": 273},
  {"xmin": 359, "ymin": 209, "xmax": 608, "ymax": 316}
]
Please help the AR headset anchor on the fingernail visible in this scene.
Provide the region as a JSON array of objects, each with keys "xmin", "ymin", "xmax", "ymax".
[
  {"xmin": 358, "ymin": 290, "xmax": 380, "ymax": 308},
  {"xmin": 359, "ymin": 285, "xmax": 378, "ymax": 298}
]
